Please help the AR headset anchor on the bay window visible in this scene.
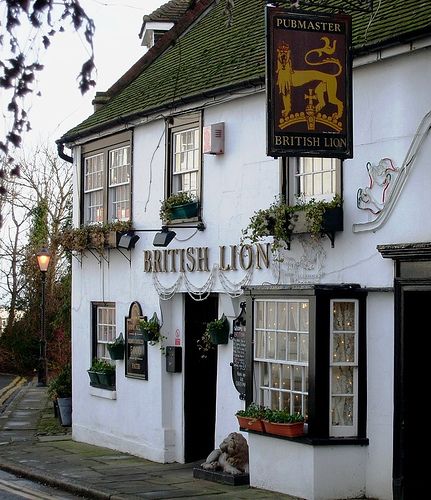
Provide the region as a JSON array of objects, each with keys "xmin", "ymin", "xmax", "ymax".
[{"xmin": 247, "ymin": 285, "xmax": 367, "ymax": 441}]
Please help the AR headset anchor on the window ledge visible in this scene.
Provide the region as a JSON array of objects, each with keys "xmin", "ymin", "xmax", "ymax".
[
  {"xmin": 244, "ymin": 429, "xmax": 369, "ymax": 446},
  {"xmin": 166, "ymin": 216, "xmax": 200, "ymax": 226},
  {"xmin": 89, "ymin": 386, "xmax": 117, "ymax": 399}
]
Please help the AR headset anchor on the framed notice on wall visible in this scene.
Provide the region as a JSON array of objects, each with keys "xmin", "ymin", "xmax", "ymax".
[
  {"xmin": 125, "ymin": 302, "xmax": 148, "ymax": 379},
  {"xmin": 266, "ymin": 7, "xmax": 353, "ymax": 158}
]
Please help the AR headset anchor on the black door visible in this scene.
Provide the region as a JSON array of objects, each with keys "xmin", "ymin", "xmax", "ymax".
[
  {"xmin": 394, "ymin": 287, "xmax": 428, "ymax": 499},
  {"xmin": 184, "ymin": 294, "xmax": 218, "ymax": 462}
]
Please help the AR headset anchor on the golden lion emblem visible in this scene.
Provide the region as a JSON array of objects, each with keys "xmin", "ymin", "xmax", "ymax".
[{"xmin": 276, "ymin": 37, "xmax": 344, "ymax": 126}]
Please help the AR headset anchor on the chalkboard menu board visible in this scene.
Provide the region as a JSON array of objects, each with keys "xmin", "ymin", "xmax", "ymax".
[
  {"xmin": 231, "ymin": 302, "xmax": 247, "ymax": 400},
  {"xmin": 125, "ymin": 302, "xmax": 148, "ymax": 379}
]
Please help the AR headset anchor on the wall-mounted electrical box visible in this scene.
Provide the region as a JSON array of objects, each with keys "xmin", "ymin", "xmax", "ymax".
[
  {"xmin": 203, "ymin": 122, "xmax": 225, "ymax": 155},
  {"xmin": 166, "ymin": 346, "xmax": 182, "ymax": 373}
]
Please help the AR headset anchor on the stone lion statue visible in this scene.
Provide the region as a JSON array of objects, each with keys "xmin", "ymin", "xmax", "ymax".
[{"xmin": 201, "ymin": 432, "xmax": 249, "ymax": 475}]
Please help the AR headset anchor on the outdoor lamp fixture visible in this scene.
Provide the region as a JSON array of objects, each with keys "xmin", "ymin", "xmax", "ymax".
[
  {"xmin": 118, "ymin": 231, "xmax": 140, "ymax": 250},
  {"xmin": 153, "ymin": 227, "xmax": 176, "ymax": 247},
  {"xmin": 152, "ymin": 222, "xmax": 205, "ymax": 247},
  {"xmin": 36, "ymin": 247, "xmax": 51, "ymax": 387}
]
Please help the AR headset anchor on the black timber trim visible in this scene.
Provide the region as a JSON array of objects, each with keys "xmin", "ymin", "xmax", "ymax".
[{"xmin": 378, "ymin": 242, "xmax": 431, "ymax": 261}]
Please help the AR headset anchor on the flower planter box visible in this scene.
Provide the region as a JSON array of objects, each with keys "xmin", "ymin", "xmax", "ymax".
[
  {"xmin": 237, "ymin": 416, "xmax": 264, "ymax": 432},
  {"xmin": 262, "ymin": 420, "xmax": 305, "ymax": 437},
  {"xmin": 105, "ymin": 230, "xmax": 124, "ymax": 249},
  {"xmin": 87, "ymin": 370, "xmax": 100, "ymax": 385},
  {"xmin": 107, "ymin": 343, "xmax": 125, "ymax": 360},
  {"xmin": 170, "ymin": 201, "xmax": 199, "ymax": 220},
  {"xmin": 97, "ymin": 372, "xmax": 115, "ymax": 388}
]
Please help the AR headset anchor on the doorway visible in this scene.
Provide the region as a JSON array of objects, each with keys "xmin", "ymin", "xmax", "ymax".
[
  {"xmin": 394, "ymin": 285, "xmax": 428, "ymax": 499},
  {"xmin": 184, "ymin": 294, "xmax": 218, "ymax": 462}
]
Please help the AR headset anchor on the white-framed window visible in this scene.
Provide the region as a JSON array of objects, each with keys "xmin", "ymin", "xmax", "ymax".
[
  {"xmin": 95, "ymin": 304, "xmax": 116, "ymax": 361},
  {"xmin": 330, "ymin": 299, "xmax": 358, "ymax": 437},
  {"xmin": 254, "ymin": 299, "xmax": 309, "ymax": 417},
  {"xmin": 167, "ymin": 112, "xmax": 201, "ymax": 200},
  {"xmin": 82, "ymin": 132, "xmax": 131, "ymax": 225},
  {"xmin": 286, "ymin": 157, "xmax": 341, "ymax": 203},
  {"xmin": 109, "ymin": 146, "xmax": 131, "ymax": 221},
  {"xmin": 172, "ymin": 127, "xmax": 200, "ymax": 197}
]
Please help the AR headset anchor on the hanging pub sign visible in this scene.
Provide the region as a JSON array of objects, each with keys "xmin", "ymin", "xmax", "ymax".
[{"xmin": 266, "ymin": 7, "xmax": 353, "ymax": 158}]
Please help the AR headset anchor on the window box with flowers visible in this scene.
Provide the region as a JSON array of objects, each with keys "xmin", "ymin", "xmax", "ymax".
[
  {"xmin": 241, "ymin": 194, "xmax": 342, "ymax": 251},
  {"xmin": 159, "ymin": 192, "xmax": 199, "ymax": 223},
  {"xmin": 57, "ymin": 220, "xmax": 132, "ymax": 253}
]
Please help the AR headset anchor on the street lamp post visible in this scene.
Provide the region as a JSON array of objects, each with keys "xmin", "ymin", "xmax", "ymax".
[{"xmin": 36, "ymin": 248, "xmax": 51, "ymax": 387}]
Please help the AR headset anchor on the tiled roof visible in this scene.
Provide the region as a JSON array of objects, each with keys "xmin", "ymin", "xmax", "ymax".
[
  {"xmin": 142, "ymin": 0, "xmax": 191, "ymax": 23},
  {"xmin": 60, "ymin": 0, "xmax": 431, "ymax": 142}
]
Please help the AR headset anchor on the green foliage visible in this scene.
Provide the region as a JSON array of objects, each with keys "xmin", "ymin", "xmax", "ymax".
[
  {"xmin": 47, "ymin": 363, "xmax": 72, "ymax": 399},
  {"xmin": 108, "ymin": 333, "xmax": 125, "ymax": 347},
  {"xmin": 265, "ymin": 409, "xmax": 305, "ymax": 424},
  {"xmin": 197, "ymin": 315, "xmax": 229, "ymax": 358},
  {"xmin": 89, "ymin": 358, "xmax": 115, "ymax": 374},
  {"xmin": 159, "ymin": 192, "xmax": 197, "ymax": 222},
  {"xmin": 241, "ymin": 196, "xmax": 295, "ymax": 252},
  {"xmin": 56, "ymin": 220, "xmax": 132, "ymax": 253},
  {"xmin": 242, "ymin": 194, "xmax": 342, "ymax": 251},
  {"xmin": 138, "ymin": 314, "xmax": 166, "ymax": 351},
  {"xmin": 0, "ymin": 319, "xmax": 39, "ymax": 373},
  {"xmin": 236, "ymin": 403, "xmax": 268, "ymax": 420}
]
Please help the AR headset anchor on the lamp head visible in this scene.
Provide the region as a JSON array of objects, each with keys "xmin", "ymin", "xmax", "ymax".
[
  {"xmin": 37, "ymin": 248, "xmax": 51, "ymax": 272},
  {"xmin": 118, "ymin": 231, "xmax": 140, "ymax": 250},
  {"xmin": 153, "ymin": 227, "xmax": 176, "ymax": 247}
]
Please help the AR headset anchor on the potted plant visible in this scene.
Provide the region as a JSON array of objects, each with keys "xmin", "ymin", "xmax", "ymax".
[
  {"xmin": 196, "ymin": 315, "xmax": 230, "ymax": 359},
  {"xmin": 206, "ymin": 314, "xmax": 229, "ymax": 345},
  {"xmin": 242, "ymin": 194, "xmax": 343, "ymax": 251},
  {"xmin": 87, "ymin": 359, "xmax": 102, "ymax": 386},
  {"xmin": 139, "ymin": 313, "xmax": 160, "ymax": 342},
  {"xmin": 107, "ymin": 333, "xmax": 125, "ymax": 360},
  {"xmin": 262, "ymin": 409, "xmax": 305, "ymax": 437},
  {"xmin": 138, "ymin": 313, "xmax": 167, "ymax": 352},
  {"xmin": 241, "ymin": 196, "xmax": 295, "ymax": 252},
  {"xmin": 236, "ymin": 403, "xmax": 267, "ymax": 432},
  {"xmin": 292, "ymin": 194, "xmax": 343, "ymax": 242},
  {"xmin": 47, "ymin": 364, "xmax": 72, "ymax": 426},
  {"xmin": 159, "ymin": 192, "xmax": 199, "ymax": 222},
  {"xmin": 88, "ymin": 358, "xmax": 116, "ymax": 389}
]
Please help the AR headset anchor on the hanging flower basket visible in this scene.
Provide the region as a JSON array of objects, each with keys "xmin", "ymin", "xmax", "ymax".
[
  {"xmin": 107, "ymin": 333, "xmax": 125, "ymax": 360},
  {"xmin": 139, "ymin": 313, "xmax": 162, "ymax": 343},
  {"xmin": 207, "ymin": 314, "xmax": 230, "ymax": 345}
]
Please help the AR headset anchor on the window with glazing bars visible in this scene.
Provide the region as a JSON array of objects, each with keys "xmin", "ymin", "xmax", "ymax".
[
  {"xmin": 330, "ymin": 299, "xmax": 358, "ymax": 437},
  {"xmin": 96, "ymin": 305, "xmax": 116, "ymax": 361},
  {"xmin": 254, "ymin": 299, "xmax": 309, "ymax": 417}
]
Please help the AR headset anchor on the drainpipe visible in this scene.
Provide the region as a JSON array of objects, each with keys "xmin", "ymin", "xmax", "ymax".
[{"xmin": 57, "ymin": 142, "xmax": 73, "ymax": 163}]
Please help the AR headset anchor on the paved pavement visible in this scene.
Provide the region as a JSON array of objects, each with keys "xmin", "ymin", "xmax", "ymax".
[{"xmin": 0, "ymin": 379, "xmax": 297, "ymax": 499}]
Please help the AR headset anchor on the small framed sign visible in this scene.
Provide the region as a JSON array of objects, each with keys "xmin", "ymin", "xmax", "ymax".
[
  {"xmin": 266, "ymin": 7, "xmax": 353, "ymax": 158},
  {"xmin": 125, "ymin": 302, "xmax": 148, "ymax": 379}
]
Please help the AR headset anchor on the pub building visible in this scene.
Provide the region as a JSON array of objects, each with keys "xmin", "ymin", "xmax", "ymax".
[{"xmin": 57, "ymin": 1, "xmax": 430, "ymax": 499}]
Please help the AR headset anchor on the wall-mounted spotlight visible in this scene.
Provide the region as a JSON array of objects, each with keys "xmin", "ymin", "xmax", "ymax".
[
  {"xmin": 153, "ymin": 227, "xmax": 176, "ymax": 247},
  {"xmin": 118, "ymin": 231, "xmax": 140, "ymax": 250}
]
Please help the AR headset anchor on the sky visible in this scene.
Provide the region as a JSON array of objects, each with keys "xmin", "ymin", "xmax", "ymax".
[{"xmin": 18, "ymin": 0, "xmax": 167, "ymax": 152}]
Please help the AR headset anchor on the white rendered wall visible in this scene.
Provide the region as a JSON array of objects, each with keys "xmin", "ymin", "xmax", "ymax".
[{"xmin": 70, "ymin": 42, "xmax": 431, "ymax": 497}]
